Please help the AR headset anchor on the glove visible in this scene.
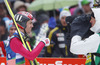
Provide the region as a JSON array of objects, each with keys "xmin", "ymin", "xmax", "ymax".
[{"xmin": 41, "ymin": 38, "xmax": 50, "ymax": 46}]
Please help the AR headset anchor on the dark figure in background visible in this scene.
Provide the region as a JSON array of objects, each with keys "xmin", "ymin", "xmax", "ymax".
[
  {"xmin": 45, "ymin": 17, "xmax": 56, "ymax": 57},
  {"xmin": 73, "ymin": 8, "xmax": 84, "ymax": 16},
  {"xmin": 81, "ymin": 0, "xmax": 92, "ymax": 14},
  {"xmin": 0, "ymin": 19, "xmax": 8, "ymax": 41},
  {"xmin": 33, "ymin": 10, "xmax": 49, "ymax": 35},
  {"xmin": 13, "ymin": 1, "xmax": 27, "ymax": 13},
  {"xmin": 48, "ymin": 10, "xmax": 76, "ymax": 57}
]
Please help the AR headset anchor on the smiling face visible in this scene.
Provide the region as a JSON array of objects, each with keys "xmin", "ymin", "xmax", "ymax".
[
  {"xmin": 25, "ymin": 20, "xmax": 33, "ymax": 34},
  {"xmin": 60, "ymin": 16, "xmax": 67, "ymax": 26}
]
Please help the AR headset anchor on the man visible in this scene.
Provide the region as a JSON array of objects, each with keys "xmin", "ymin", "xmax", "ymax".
[
  {"xmin": 0, "ymin": 19, "xmax": 7, "ymax": 57},
  {"xmin": 81, "ymin": 0, "xmax": 92, "ymax": 14},
  {"xmin": 14, "ymin": 1, "xmax": 27, "ymax": 12},
  {"xmin": 70, "ymin": 8, "xmax": 100, "ymax": 65},
  {"xmin": 48, "ymin": 10, "xmax": 75, "ymax": 57},
  {"xmin": 35, "ymin": 14, "xmax": 49, "ymax": 57},
  {"xmin": 0, "ymin": 19, "xmax": 8, "ymax": 41},
  {"xmin": 3, "ymin": 20, "xmax": 16, "ymax": 65},
  {"xmin": 10, "ymin": 11, "xmax": 50, "ymax": 64}
]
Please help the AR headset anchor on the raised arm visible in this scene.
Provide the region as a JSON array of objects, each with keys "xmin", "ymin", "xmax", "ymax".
[
  {"xmin": 10, "ymin": 37, "xmax": 48, "ymax": 60},
  {"xmin": 70, "ymin": 34, "xmax": 100, "ymax": 54}
]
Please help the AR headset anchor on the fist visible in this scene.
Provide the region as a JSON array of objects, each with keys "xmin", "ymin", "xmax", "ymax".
[{"xmin": 42, "ymin": 38, "xmax": 50, "ymax": 46}]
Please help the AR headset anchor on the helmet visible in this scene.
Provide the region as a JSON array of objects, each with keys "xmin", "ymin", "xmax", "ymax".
[{"xmin": 14, "ymin": 11, "xmax": 33, "ymax": 29}]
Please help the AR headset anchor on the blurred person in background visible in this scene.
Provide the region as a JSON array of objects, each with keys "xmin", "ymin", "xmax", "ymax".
[
  {"xmin": 0, "ymin": 20, "xmax": 6, "ymax": 56},
  {"xmin": 0, "ymin": 20, "xmax": 16, "ymax": 65},
  {"xmin": 13, "ymin": 0, "xmax": 27, "ymax": 13},
  {"xmin": 0, "ymin": 19, "xmax": 8, "ymax": 41},
  {"xmin": 0, "ymin": 5, "xmax": 11, "ymax": 28},
  {"xmin": 2, "ymin": 1, "xmax": 15, "ymax": 19},
  {"xmin": 0, "ymin": 5, "xmax": 7, "ymax": 19},
  {"xmin": 45, "ymin": 17, "xmax": 56, "ymax": 57},
  {"xmin": 48, "ymin": 10, "xmax": 60, "ymax": 24},
  {"xmin": 69, "ymin": 5, "xmax": 78, "ymax": 16},
  {"xmin": 81, "ymin": 0, "xmax": 92, "ymax": 14},
  {"xmin": 32, "ymin": 10, "xmax": 48, "ymax": 35},
  {"xmin": 35, "ymin": 14, "xmax": 49, "ymax": 57},
  {"xmin": 48, "ymin": 10, "xmax": 76, "ymax": 57},
  {"xmin": 47, "ymin": 17, "xmax": 57, "ymax": 36}
]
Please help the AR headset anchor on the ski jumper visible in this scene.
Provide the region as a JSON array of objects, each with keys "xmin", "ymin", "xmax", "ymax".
[{"xmin": 10, "ymin": 31, "xmax": 45, "ymax": 63}]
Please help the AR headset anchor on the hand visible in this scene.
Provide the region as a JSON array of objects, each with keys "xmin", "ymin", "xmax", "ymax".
[{"xmin": 41, "ymin": 38, "xmax": 50, "ymax": 46}]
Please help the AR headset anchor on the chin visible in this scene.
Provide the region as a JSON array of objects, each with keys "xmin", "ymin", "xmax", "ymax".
[{"xmin": 29, "ymin": 31, "xmax": 32, "ymax": 33}]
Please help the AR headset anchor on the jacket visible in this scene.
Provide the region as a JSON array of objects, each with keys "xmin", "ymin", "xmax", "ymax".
[
  {"xmin": 48, "ymin": 24, "xmax": 75, "ymax": 57},
  {"xmin": 70, "ymin": 8, "xmax": 100, "ymax": 65}
]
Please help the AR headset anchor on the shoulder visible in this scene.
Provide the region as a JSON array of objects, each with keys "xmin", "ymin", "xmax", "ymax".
[
  {"xmin": 10, "ymin": 37, "xmax": 22, "ymax": 48},
  {"xmin": 10, "ymin": 37, "xmax": 20, "ymax": 42},
  {"xmin": 48, "ymin": 27, "xmax": 59, "ymax": 39},
  {"xmin": 10, "ymin": 37, "xmax": 22, "ymax": 53},
  {"xmin": 10, "ymin": 37, "xmax": 21, "ymax": 46},
  {"xmin": 49, "ymin": 27, "xmax": 59, "ymax": 35}
]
